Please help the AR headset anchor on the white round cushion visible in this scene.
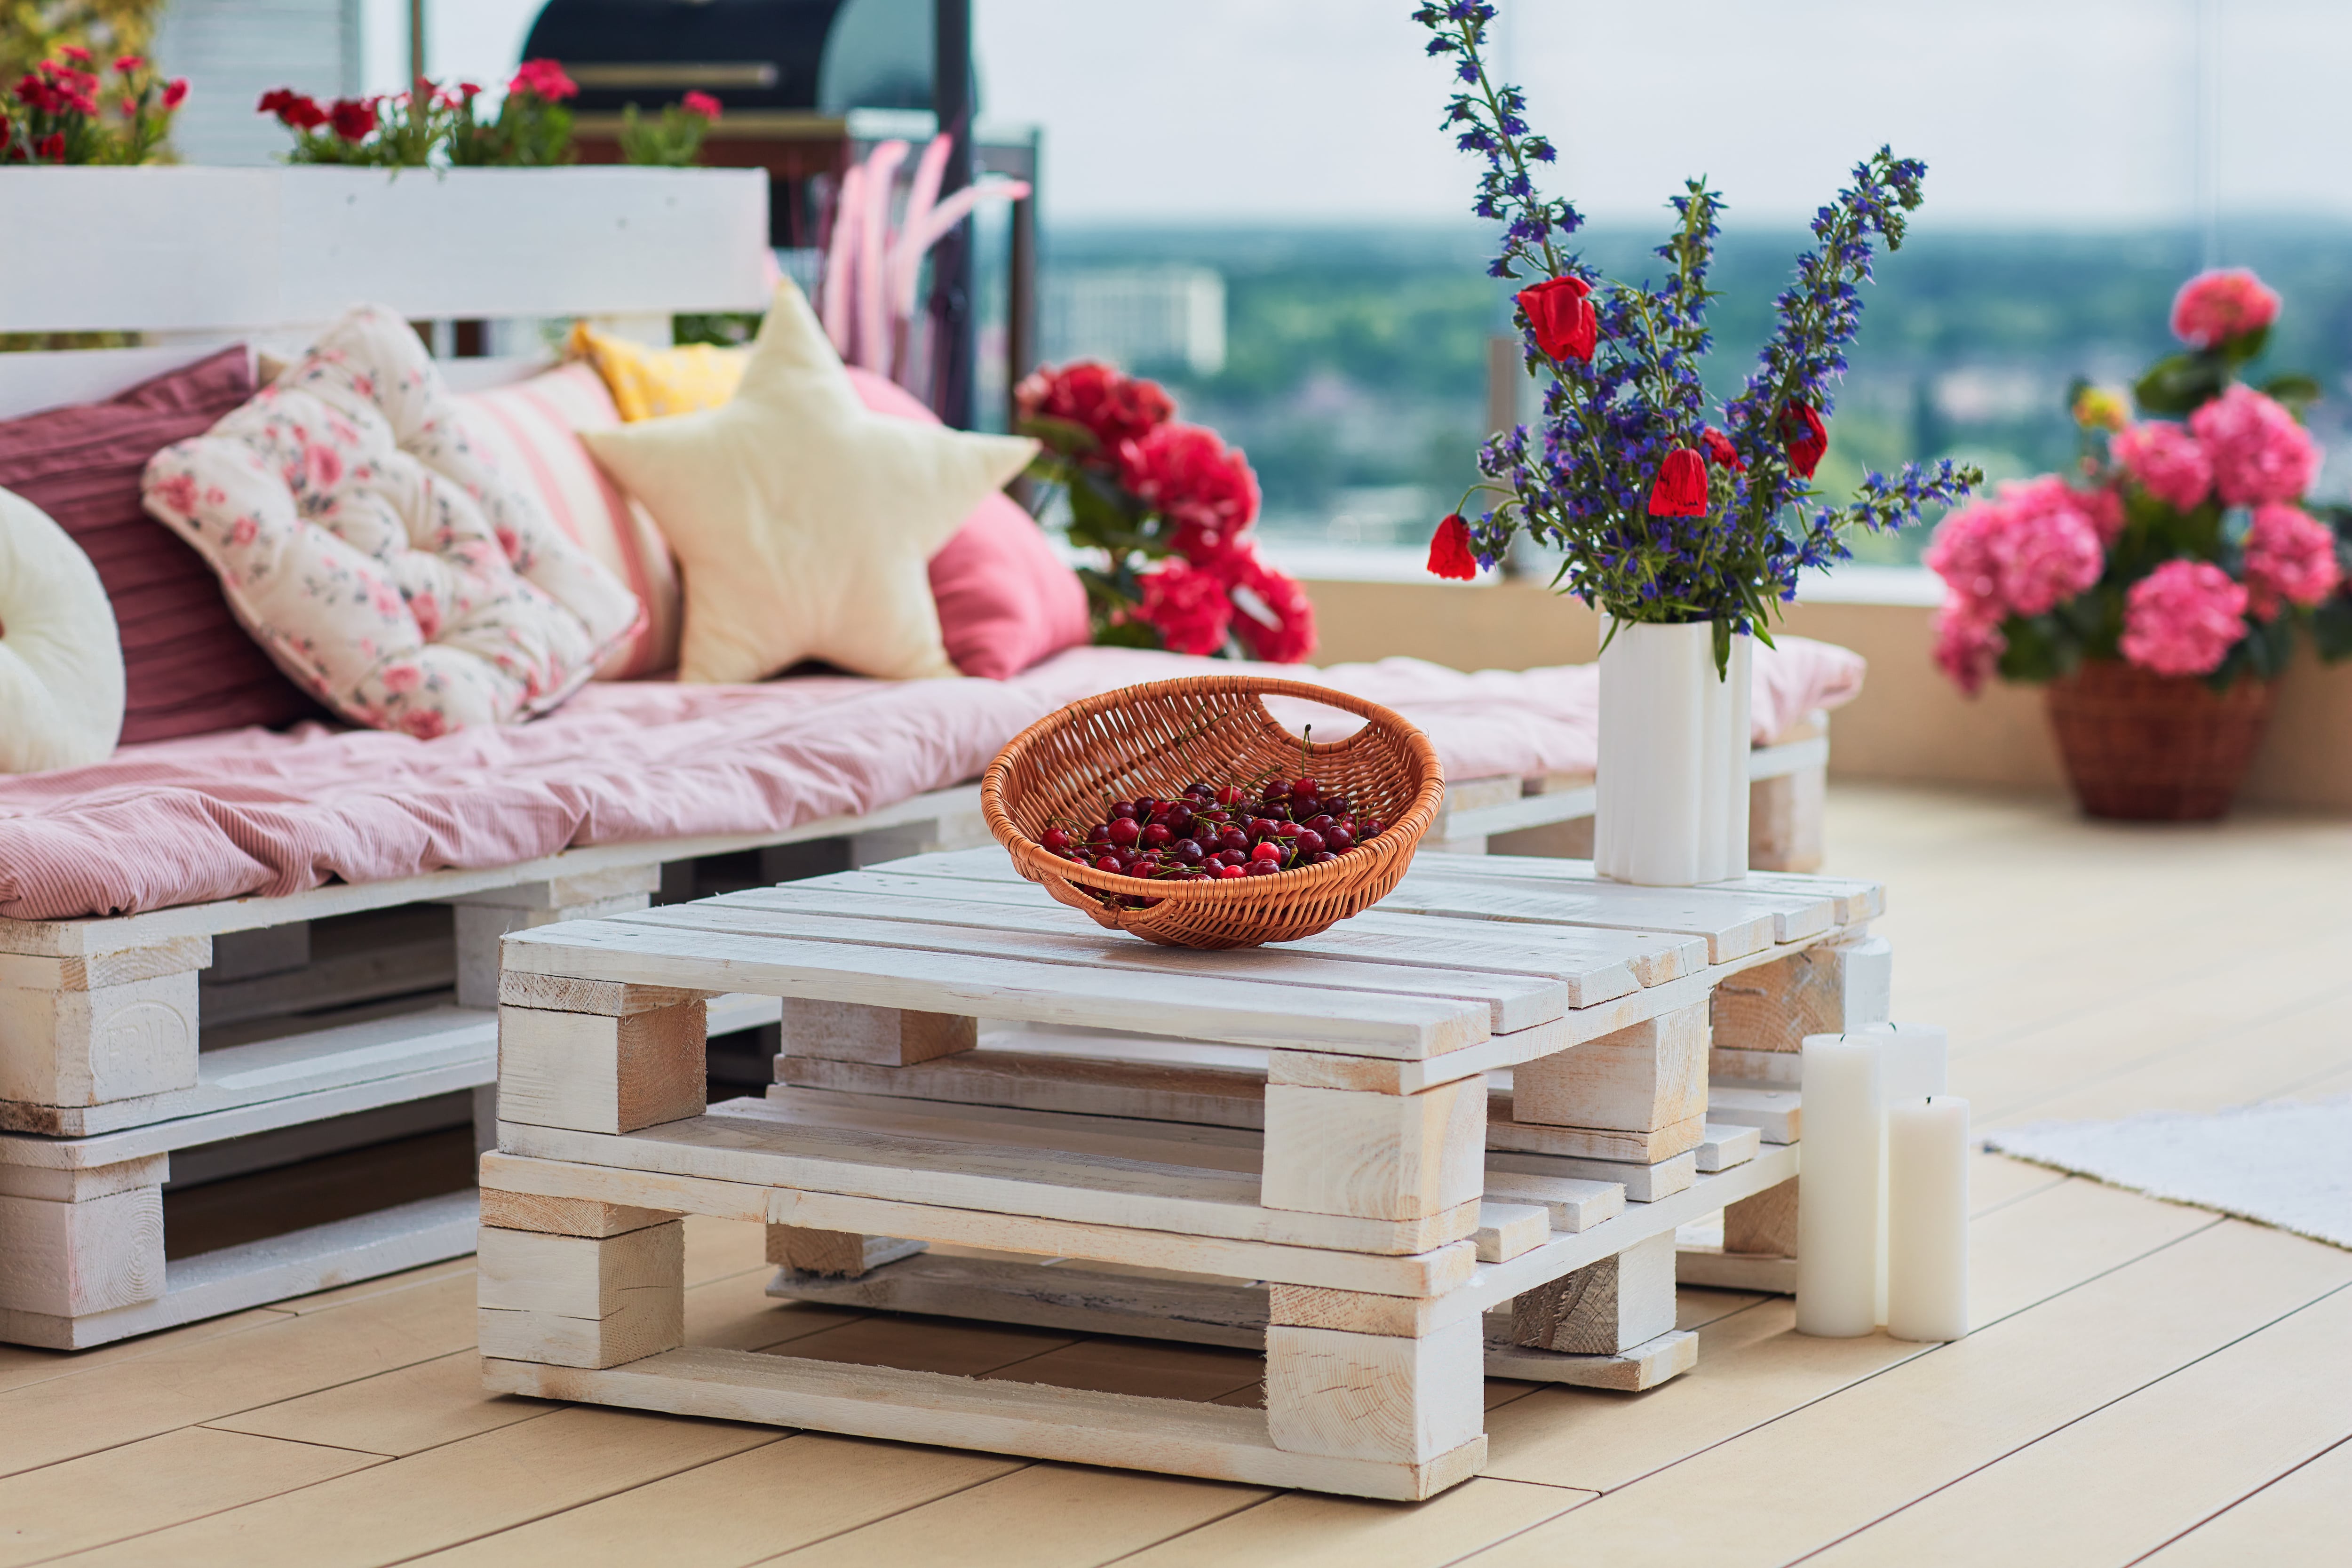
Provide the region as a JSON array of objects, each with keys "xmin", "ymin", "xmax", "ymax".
[{"xmin": 0, "ymin": 486, "xmax": 125, "ymax": 773}]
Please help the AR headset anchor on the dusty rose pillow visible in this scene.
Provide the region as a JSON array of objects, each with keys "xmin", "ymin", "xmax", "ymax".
[
  {"xmin": 845, "ymin": 368, "xmax": 1089, "ymax": 679},
  {"xmin": 143, "ymin": 308, "xmax": 645, "ymax": 737},
  {"xmin": 0, "ymin": 347, "xmax": 324, "ymax": 743}
]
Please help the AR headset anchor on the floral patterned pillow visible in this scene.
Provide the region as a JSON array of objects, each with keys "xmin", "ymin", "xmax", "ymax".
[{"xmin": 142, "ymin": 307, "xmax": 644, "ymax": 737}]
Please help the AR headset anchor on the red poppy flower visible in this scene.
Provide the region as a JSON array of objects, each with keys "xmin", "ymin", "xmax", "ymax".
[
  {"xmin": 1516, "ymin": 275, "xmax": 1598, "ymax": 362},
  {"xmin": 1427, "ymin": 513, "xmax": 1479, "ymax": 580},
  {"xmin": 1782, "ymin": 402, "xmax": 1828, "ymax": 478},
  {"xmin": 1647, "ymin": 447, "xmax": 1710, "ymax": 517},
  {"xmin": 1699, "ymin": 427, "xmax": 1744, "ymax": 471}
]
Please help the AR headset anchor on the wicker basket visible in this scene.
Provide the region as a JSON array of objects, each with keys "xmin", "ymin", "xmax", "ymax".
[
  {"xmin": 982, "ymin": 674, "xmax": 1446, "ymax": 948},
  {"xmin": 2045, "ymin": 660, "xmax": 2277, "ymax": 821}
]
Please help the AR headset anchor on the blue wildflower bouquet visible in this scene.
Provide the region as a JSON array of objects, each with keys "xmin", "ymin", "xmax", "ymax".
[{"xmin": 1415, "ymin": 2, "xmax": 1981, "ymax": 670}]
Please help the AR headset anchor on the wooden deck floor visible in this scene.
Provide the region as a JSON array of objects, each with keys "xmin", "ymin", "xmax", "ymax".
[{"xmin": 3, "ymin": 782, "xmax": 2347, "ymax": 1566}]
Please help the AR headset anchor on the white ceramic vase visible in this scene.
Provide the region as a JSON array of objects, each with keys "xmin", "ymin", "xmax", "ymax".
[{"xmin": 1593, "ymin": 619, "xmax": 1751, "ymax": 886}]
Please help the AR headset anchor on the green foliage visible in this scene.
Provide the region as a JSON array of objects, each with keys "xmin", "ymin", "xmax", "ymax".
[
  {"xmin": 616, "ymin": 101, "xmax": 714, "ymax": 167},
  {"xmin": 0, "ymin": 0, "xmax": 157, "ymax": 87}
]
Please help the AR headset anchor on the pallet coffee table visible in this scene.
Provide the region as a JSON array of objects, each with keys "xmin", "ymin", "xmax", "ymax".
[{"xmin": 477, "ymin": 848, "xmax": 1883, "ymax": 1500}]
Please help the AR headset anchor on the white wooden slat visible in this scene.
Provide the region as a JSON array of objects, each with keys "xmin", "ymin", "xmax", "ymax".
[
  {"xmin": 497, "ymin": 1098, "xmax": 1470, "ymax": 1257},
  {"xmin": 501, "ymin": 919, "xmax": 1488, "ymax": 1060},
  {"xmin": 0, "ymin": 785, "xmax": 983, "ymax": 958},
  {"xmin": 0, "ymin": 342, "xmax": 250, "ymax": 422},
  {"xmin": 1457, "ymin": 1141, "xmax": 1800, "ymax": 1314},
  {"xmin": 479, "ymin": 1151, "xmax": 1474, "ymax": 1297},
  {"xmin": 1402, "ymin": 863, "xmax": 1836, "ymax": 949},
  {"xmin": 757, "ymin": 872, "xmax": 1656, "ymax": 1008},
  {"xmin": 0, "ymin": 167, "xmax": 771, "ymax": 335},
  {"xmin": 1466, "ymin": 852, "xmax": 1883, "ymax": 926},
  {"xmin": 485, "ymin": 1349, "xmax": 1485, "ymax": 1502},
  {"xmin": 846, "ymin": 856, "xmax": 1711, "ymax": 987},
  {"xmin": 622, "ymin": 898, "xmax": 1567, "ymax": 1033},
  {"xmin": 1383, "ymin": 872, "xmax": 1792, "ymax": 962}
]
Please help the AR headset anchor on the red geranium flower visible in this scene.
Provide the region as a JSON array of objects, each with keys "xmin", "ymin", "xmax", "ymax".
[
  {"xmin": 1782, "ymin": 402, "xmax": 1828, "ymax": 478},
  {"xmin": 1516, "ymin": 275, "xmax": 1598, "ymax": 362},
  {"xmin": 509, "ymin": 59, "xmax": 579, "ymax": 103},
  {"xmin": 160, "ymin": 78, "xmax": 189, "ymax": 111},
  {"xmin": 1427, "ymin": 513, "xmax": 1479, "ymax": 580},
  {"xmin": 1119, "ymin": 422, "xmax": 1261, "ymax": 554},
  {"xmin": 57, "ymin": 45, "xmax": 93, "ymax": 67},
  {"xmin": 35, "ymin": 132, "xmax": 63, "ymax": 161},
  {"xmin": 1134, "ymin": 558, "xmax": 1235, "ymax": 656},
  {"xmin": 1227, "ymin": 546, "xmax": 1318, "ymax": 664},
  {"xmin": 681, "ymin": 90, "xmax": 723, "ymax": 121},
  {"xmin": 1647, "ymin": 447, "xmax": 1710, "ymax": 517},
  {"xmin": 328, "ymin": 97, "xmax": 378, "ymax": 143},
  {"xmin": 1016, "ymin": 360, "xmax": 1174, "ymax": 453},
  {"xmin": 113, "ymin": 56, "xmax": 146, "ymax": 75}
]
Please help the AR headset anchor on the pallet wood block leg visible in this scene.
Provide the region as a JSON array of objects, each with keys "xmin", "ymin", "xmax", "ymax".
[
  {"xmin": 777, "ymin": 998, "xmax": 975, "ymax": 1067},
  {"xmin": 477, "ymin": 1219, "xmax": 685, "ymax": 1369},
  {"xmin": 496, "ymin": 1000, "xmax": 706, "ymax": 1137},
  {"xmin": 1260, "ymin": 1080, "xmax": 1484, "ymax": 1224},
  {"xmin": 1510, "ymin": 1230, "xmax": 1677, "ymax": 1355},
  {"xmin": 1725, "ymin": 1176, "xmax": 1800, "ymax": 1256},
  {"xmin": 1511, "ymin": 1000, "xmax": 1708, "ymax": 1163},
  {"xmin": 0, "ymin": 936, "xmax": 209, "ymax": 1107},
  {"xmin": 1265, "ymin": 1320, "xmax": 1484, "ymax": 1465},
  {"xmin": 1710, "ymin": 935, "xmax": 1892, "ymax": 1058},
  {"xmin": 446, "ymin": 864, "xmax": 663, "ymax": 1010},
  {"xmin": 0, "ymin": 1154, "xmax": 168, "ymax": 1317},
  {"xmin": 765, "ymin": 1225, "xmax": 925, "ymax": 1279}
]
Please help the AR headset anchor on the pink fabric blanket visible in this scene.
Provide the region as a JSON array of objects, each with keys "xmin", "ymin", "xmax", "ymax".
[{"xmin": 0, "ymin": 640, "xmax": 1862, "ymax": 922}]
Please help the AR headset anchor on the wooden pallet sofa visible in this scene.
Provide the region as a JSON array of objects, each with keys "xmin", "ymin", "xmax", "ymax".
[{"xmin": 0, "ymin": 167, "xmax": 1845, "ymax": 1350}]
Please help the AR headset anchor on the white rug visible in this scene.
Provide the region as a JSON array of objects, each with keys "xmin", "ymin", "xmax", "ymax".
[{"xmin": 1984, "ymin": 1098, "xmax": 2352, "ymax": 1251}]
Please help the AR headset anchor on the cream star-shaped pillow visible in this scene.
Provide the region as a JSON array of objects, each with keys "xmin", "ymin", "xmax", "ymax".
[{"xmin": 582, "ymin": 282, "xmax": 1037, "ymax": 683}]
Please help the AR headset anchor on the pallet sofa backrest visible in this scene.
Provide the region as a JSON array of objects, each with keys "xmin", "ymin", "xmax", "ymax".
[{"xmin": 0, "ymin": 165, "xmax": 772, "ymax": 420}]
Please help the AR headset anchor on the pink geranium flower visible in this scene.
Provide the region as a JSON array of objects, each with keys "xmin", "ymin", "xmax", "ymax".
[
  {"xmin": 2120, "ymin": 559, "xmax": 2248, "ymax": 677},
  {"xmin": 2112, "ymin": 422, "xmax": 2212, "ymax": 511},
  {"xmin": 2241, "ymin": 503, "xmax": 2342, "ymax": 618},
  {"xmin": 2170, "ymin": 269, "xmax": 2281, "ymax": 350},
  {"xmin": 2189, "ymin": 384, "xmax": 2319, "ymax": 508}
]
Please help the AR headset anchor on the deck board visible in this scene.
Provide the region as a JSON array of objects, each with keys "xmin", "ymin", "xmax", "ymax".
[{"xmin": 3, "ymin": 783, "xmax": 2345, "ymax": 1566}]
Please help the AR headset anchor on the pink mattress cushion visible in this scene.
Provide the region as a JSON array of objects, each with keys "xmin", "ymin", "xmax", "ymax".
[
  {"xmin": 0, "ymin": 346, "xmax": 325, "ymax": 744},
  {"xmin": 0, "ymin": 637, "xmax": 1863, "ymax": 922},
  {"xmin": 141, "ymin": 307, "xmax": 646, "ymax": 738},
  {"xmin": 848, "ymin": 367, "xmax": 1090, "ymax": 680}
]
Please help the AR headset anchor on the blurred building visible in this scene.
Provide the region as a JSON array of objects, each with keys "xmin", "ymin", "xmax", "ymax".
[{"xmin": 1043, "ymin": 266, "xmax": 1225, "ymax": 377}]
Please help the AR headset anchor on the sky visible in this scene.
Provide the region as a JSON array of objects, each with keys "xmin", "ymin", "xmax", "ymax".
[{"xmin": 389, "ymin": 0, "xmax": 2352, "ymax": 230}]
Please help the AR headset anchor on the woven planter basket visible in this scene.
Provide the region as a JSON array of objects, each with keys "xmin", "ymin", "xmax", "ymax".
[
  {"xmin": 2045, "ymin": 660, "xmax": 2277, "ymax": 822},
  {"xmin": 982, "ymin": 674, "xmax": 1446, "ymax": 948}
]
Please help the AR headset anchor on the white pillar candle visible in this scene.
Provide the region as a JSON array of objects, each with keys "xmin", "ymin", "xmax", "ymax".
[
  {"xmin": 1867, "ymin": 1022, "xmax": 1949, "ymax": 1321},
  {"xmin": 1888, "ymin": 1095, "xmax": 1971, "ymax": 1342},
  {"xmin": 1796, "ymin": 1032, "xmax": 1882, "ymax": 1337}
]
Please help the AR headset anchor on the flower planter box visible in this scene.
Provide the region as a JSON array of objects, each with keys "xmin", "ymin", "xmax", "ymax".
[{"xmin": 0, "ymin": 166, "xmax": 771, "ymax": 339}]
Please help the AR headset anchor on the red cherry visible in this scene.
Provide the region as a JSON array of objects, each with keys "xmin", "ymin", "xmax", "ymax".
[
  {"xmin": 1216, "ymin": 785, "xmax": 1244, "ymax": 806},
  {"xmin": 1041, "ymin": 827, "xmax": 1072, "ymax": 852},
  {"xmin": 1216, "ymin": 863, "xmax": 1246, "ymax": 878},
  {"xmin": 1107, "ymin": 817, "xmax": 1141, "ymax": 846},
  {"xmin": 1217, "ymin": 829, "xmax": 1249, "ymax": 855},
  {"xmin": 1291, "ymin": 777, "xmax": 1319, "ymax": 798},
  {"xmin": 1295, "ymin": 829, "xmax": 1326, "ymax": 854},
  {"xmin": 1244, "ymin": 859, "xmax": 1279, "ymax": 876},
  {"xmin": 1325, "ymin": 825, "xmax": 1354, "ymax": 851},
  {"xmin": 1094, "ymin": 855, "xmax": 1121, "ymax": 872},
  {"xmin": 1309, "ymin": 851, "xmax": 1338, "ymax": 865},
  {"xmin": 1305, "ymin": 814, "xmax": 1334, "ymax": 834},
  {"xmin": 1142, "ymin": 822, "xmax": 1171, "ymax": 847},
  {"xmin": 1251, "ymin": 842, "xmax": 1282, "ymax": 863},
  {"xmin": 1276, "ymin": 821, "xmax": 1303, "ymax": 839}
]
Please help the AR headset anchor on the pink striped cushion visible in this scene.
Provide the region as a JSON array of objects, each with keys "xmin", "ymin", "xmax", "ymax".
[{"xmin": 457, "ymin": 365, "xmax": 681, "ymax": 680}]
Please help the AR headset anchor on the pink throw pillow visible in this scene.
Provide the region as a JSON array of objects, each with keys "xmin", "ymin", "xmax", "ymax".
[{"xmin": 846, "ymin": 368, "xmax": 1089, "ymax": 680}]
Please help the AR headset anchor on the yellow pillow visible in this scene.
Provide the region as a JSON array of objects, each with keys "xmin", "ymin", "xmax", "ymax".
[{"xmin": 566, "ymin": 323, "xmax": 750, "ymax": 422}]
